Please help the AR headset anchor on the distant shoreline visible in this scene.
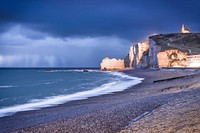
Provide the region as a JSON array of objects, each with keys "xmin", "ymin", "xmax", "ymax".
[{"xmin": 1, "ymin": 68, "xmax": 200, "ymax": 132}]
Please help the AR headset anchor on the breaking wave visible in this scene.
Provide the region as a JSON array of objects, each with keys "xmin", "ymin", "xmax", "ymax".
[
  {"xmin": 45, "ymin": 69, "xmax": 100, "ymax": 73},
  {"xmin": 0, "ymin": 85, "xmax": 15, "ymax": 88},
  {"xmin": 0, "ymin": 72, "xmax": 143, "ymax": 117}
]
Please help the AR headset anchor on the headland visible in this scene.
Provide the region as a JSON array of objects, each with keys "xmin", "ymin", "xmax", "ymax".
[{"xmin": 101, "ymin": 26, "xmax": 200, "ymax": 71}]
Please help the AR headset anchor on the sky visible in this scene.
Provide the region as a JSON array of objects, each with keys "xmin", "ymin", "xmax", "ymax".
[{"xmin": 0, "ymin": 0, "xmax": 199, "ymax": 67}]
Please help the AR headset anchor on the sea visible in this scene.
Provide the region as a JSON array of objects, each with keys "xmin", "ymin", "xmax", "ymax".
[{"xmin": 0, "ymin": 68, "xmax": 143, "ymax": 117}]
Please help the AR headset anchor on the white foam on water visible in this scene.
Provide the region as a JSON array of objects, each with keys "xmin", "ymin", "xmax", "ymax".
[
  {"xmin": 45, "ymin": 69, "xmax": 100, "ymax": 73},
  {"xmin": 0, "ymin": 72, "xmax": 144, "ymax": 117},
  {"xmin": 0, "ymin": 85, "xmax": 15, "ymax": 88}
]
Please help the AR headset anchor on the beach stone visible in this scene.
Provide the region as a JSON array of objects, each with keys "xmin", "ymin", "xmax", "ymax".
[{"xmin": 83, "ymin": 69, "xmax": 89, "ymax": 72}]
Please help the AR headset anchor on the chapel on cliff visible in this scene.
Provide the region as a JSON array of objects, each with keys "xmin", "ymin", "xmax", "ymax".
[{"xmin": 181, "ymin": 24, "xmax": 190, "ymax": 33}]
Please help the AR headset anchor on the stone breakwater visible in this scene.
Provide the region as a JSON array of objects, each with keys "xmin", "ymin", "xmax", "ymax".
[{"xmin": 100, "ymin": 33, "xmax": 200, "ymax": 70}]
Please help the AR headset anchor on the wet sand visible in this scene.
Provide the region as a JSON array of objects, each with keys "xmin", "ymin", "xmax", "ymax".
[{"xmin": 0, "ymin": 68, "xmax": 200, "ymax": 133}]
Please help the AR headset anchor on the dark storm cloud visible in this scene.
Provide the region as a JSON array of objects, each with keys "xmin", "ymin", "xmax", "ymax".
[{"xmin": 0, "ymin": 0, "xmax": 199, "ymax": 40}]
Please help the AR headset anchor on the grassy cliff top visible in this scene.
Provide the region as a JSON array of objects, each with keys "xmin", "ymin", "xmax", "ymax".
[{"xmin": 149, "ymin": 33, "xmax": 200, "ymax": 54}]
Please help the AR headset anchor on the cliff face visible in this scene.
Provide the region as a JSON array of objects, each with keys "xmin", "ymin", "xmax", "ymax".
[
  {"xmin": 124, "ymin": 41, "xmax": 149, "ymax": 68},
  {"xmin": 148, "ymin": 38, "xmax": 161, "ymax": 68},
  {"xmin": 100, "ymin": 33, "xmax": 200, "ymax": 70},
  {"xmin": 157, "ymin": 49, "xmax": 187, "ymax": 67},
  {"xmin": 186, "ymin": 55, "xmax": 200, "ymax": 67},
  {"xmin": 124, "ymin": 46, "xmax": 134, "ymax": 68}
]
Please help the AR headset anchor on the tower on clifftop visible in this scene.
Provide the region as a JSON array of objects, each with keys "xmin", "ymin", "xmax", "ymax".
[{"xmin": 181, "ymin": 24, "xmax": 190, "ymax": 33}]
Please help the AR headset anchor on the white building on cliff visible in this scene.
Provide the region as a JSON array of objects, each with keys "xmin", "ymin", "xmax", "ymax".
[{"xmin": 181, "ymin": 24, "xmax": 190, "ymax": 33}]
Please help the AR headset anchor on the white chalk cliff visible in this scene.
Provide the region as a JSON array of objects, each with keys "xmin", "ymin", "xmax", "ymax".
[
  {"xmin": 124, "ymin": 41, "xmax": 149, "ymax": 68},
  {"xmin": 100, "ymin": 57, "xmax": 125, "ymax": 70},
  {"xmin": 100, "ymin": 41, "xmax": 149, "ymax": 70}
]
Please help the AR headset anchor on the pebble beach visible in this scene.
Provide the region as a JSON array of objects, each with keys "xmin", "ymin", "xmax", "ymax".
[{"xmin": 1, "ymin": 68, "xmax": 200, "ymax": 133}]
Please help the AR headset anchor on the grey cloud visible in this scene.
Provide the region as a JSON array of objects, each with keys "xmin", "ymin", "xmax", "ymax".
[{"xmin": 0, "ymin": 25, "xmax": 131, "ymax": 67}]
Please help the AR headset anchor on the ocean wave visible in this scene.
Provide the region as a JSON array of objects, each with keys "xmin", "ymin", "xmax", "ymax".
[
  {"xmin": 0, "ymin": 81, "xmax": 57, "ymax": 89},
  {"xmin": 0, "ymin": 85, "xmax": 15, "ymax": 88},
  {"xmin": 45, "ymin": 69, "xmax": 100, "ymax": 73},
  {"xmin": 108, "ymin": 72, "xmax": 144, "ymax": 80},
  {"xmin": 0, "ymin": 72, "xmax": 143, "ymax": 117},
  {"xmin": 43, "ymin": 81, "xmax": 57, "ymax": 85},
  {"xmin": 24, "ymin": 80, "xmax": 59, "ymax": 87},
  {"xmin": 0, "ymin": 98, "xmax": 9, "ymax": 102}
]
